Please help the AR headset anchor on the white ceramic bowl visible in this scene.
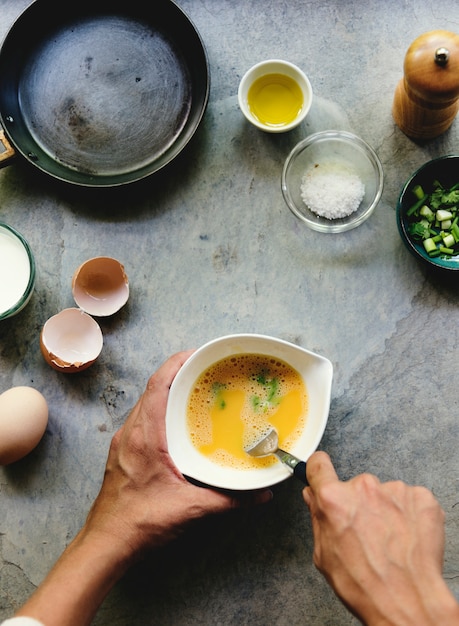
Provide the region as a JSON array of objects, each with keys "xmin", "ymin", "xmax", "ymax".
[
  {"xmin": 238, "ymin": 59, "xmax": 313, "ymax": 133},
  {"xmin": 165, "ymin": 334, "xmax": 333, "ymax": 490}
]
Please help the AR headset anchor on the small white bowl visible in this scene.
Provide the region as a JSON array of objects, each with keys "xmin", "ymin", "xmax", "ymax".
[
  {"xmin": 238, "ymin": 59, "xmax": 313, "ymax": 133},
  {"xmin": 165, "ymin": 334, "xmax": 333, "ymax": 490}
]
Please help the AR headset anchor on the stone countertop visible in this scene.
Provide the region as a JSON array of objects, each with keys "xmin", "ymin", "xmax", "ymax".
[{"xmin": 1, "ymin": 1, "xmax": 459, "ymax": 624}]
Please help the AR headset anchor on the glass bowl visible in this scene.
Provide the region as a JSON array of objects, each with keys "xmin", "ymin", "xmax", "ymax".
[
  {"xmin": 281, "ymin": 130, "xmax": 384, "ymax": 233},
  {"xmin": 397, "ymin": 155, "xmax": 459, "ymax": 272}
]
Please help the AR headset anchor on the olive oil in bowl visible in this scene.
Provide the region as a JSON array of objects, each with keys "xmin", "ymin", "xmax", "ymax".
[
  {"xmin": 247, "ymin": 73, "xmax": 304, "ymax": 128},
  {"xmin": 238, "ymin": 60, "xmax": 312, "ymax": 133}
]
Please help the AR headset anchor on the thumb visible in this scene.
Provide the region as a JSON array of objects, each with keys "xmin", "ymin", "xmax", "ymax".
[{"xmin": 302, "ymin": 450, "xmax": 339, "ymax": 509}]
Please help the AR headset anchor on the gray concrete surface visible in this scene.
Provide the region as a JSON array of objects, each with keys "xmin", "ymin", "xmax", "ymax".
[{"xmin": 1, "ymin": 1, "xmax": 459, "ymax": 624}]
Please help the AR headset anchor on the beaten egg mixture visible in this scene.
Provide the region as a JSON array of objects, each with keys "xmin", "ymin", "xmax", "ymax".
[{"xmin": 187, "ymin": 353, "xmax": 308, "ymax": 469}]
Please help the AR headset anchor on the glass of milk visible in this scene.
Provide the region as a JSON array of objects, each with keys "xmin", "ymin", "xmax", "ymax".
[{"xmin": 0, "ymin": 223, "xmax": 36, "ymax": 320}]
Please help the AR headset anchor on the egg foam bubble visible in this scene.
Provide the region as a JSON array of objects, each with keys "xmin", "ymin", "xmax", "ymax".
[{"xmin": 186, "ymin": 353, "xmax": 308, "ymax": 470}]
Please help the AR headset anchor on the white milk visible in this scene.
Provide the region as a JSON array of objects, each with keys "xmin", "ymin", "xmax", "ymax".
[{"xmin": 0, "ymin": 227, "xmax": 32, "ymax": 315}]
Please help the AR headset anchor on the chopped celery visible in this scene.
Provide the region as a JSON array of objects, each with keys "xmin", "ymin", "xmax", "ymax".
[
  {"xmin": 419, "ymin": 205, "xmax": 435, "ymax": 221},
  {"xmin": 406, "ymin": 179, "xmax": 459, "ymax": 258},
  {"xmin": 436, "ymin": 209, "xmax": 453, "ymax": 221},
  {"xmin": 407, "ymin": 194, "xmax": 428, "ymax": 216},
  {"xmin": 442, "ymin": 233, "xmax": 455, "ymax": 248},
  {"xmin": 412, "ymin": 184, "xmax": 425, "ymax": 200},
  {"xmin": 423, "ymin": 238, "xmax": 437, "ymax": 254}
]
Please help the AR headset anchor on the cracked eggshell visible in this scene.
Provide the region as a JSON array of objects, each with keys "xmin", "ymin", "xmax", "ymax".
[
  {"xmin": 40, "ymin": 308, "xmax": 103, "ymax": 373},
  {"xmin": 0, "ymin": 386, "xmax": 48, "ymax": 465},
  {"xmin": 72, "ymin": 256, "xmax": 129, "ymax": 317}
]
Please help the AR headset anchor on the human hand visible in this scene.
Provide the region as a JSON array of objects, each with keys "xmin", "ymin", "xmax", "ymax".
[
  {"xmin": 14, "ymin": 352, "xmax": 272, "ymax": 626},
  {"xmin": 302, "ymin": 451, "xmax": 459, "ymax": 626},
  {"xmin": 85, "ymin": 350, "xmax": 272, "ymax": 562}
]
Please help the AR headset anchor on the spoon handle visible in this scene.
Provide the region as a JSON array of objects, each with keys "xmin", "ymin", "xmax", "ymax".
[
  {"xmin": 275, "ymin": 449, "xmax": 308, "ymax": 485},
  {"xmin": 293, "ymin": 460, "xmax": 308, "ymax": 484}
]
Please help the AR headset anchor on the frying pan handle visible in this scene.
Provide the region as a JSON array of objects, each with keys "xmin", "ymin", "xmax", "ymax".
[{"xmin": 0, "ymin": 129, "xmax": 15, "ymax": 168}]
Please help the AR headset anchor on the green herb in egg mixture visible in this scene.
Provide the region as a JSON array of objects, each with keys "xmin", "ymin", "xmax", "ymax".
[
  {"xmin": 407, "ymin": 180, "xmax": 459, "ymax": 257},
  {"xmin": 251, "ymin": 370, "xmax": 280, "ymax": 412},
  {"xmin": 212, "ymin": 382, "xmax": 227, "ymax": 409}
]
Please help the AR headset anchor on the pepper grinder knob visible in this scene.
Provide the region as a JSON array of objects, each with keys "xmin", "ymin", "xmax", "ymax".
[
  {"xmin": 435, "ymin": 47, "xmax": 450, "ymax": 66},
  {"xmin": 392, "ymin": 30, "xmax": 459, "ymax": 140}
]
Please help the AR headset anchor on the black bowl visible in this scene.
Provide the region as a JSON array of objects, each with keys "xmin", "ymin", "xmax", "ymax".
[{"xmin": 397, "ymin": 155, "xmax": 459, "ymax": 271}]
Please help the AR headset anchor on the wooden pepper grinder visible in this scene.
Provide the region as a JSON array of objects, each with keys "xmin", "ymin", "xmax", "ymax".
[{"xmin": 392, "ymin": 29, "xmax": 459, "ymax": 140}]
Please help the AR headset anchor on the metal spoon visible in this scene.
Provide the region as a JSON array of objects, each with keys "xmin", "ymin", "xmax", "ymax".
[{"xmin": 245, "ymin": 427, "xmax": 308, "ymax": 484}]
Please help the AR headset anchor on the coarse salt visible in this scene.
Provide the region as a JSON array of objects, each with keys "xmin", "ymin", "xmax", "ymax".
[{"xmin": 300, "ymin": 161, "xmax": 365, "ymax": 219}]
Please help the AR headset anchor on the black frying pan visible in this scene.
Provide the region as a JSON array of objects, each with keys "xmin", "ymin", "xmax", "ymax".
[{"xmin": 0, "ymin": 0, "xmax": 209, "ymax": 187}]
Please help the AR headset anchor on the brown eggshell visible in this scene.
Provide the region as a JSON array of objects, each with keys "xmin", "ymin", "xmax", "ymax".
[
  {"xmin": 72, "ymin": 256, "xmax": 129, "ymax": 317},
  {"xmin": 0, "ymin": 386, "xmax": 48, "ymax": 465},
  {"xmin": 40, "ymin": 308, "xmax": 103, "ymax": 373}
]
